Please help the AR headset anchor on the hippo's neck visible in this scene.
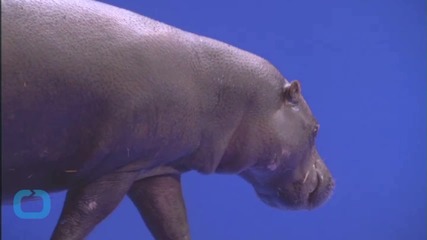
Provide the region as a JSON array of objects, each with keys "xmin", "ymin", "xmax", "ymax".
[
  {"xmin": 169, "ymin": 36, "xmax": 285, "ymax": 175},
  {"xmin": 124, "ymin": 32, "xmax": 286, "ymax": 176}
]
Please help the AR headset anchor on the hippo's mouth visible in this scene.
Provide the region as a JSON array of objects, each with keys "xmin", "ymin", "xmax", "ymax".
[
  {"xmin": 307, "ymin": 171, "xmax": 322, "ymax": 207},
  {"xmin": 307, "ymin": 167, "xmax": 334, "ymax": 209},
  {"xmin": 254, "ymin": 160, "xmax": 334, "ymax": 210}
]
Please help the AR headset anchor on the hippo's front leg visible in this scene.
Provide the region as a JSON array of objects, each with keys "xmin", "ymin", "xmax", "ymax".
[
  {"xmin": 52, "ymin": 169, "xmax": 141, "ymax": 240},
  {"xmin": 128, "ymin": 174, "xmax": 190, "ymax": 240}
]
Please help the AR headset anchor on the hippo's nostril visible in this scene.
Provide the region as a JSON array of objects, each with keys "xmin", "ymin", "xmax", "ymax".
[{"xmin": 315, "ymin": 167, "xmax": 324, "ymax": 181}]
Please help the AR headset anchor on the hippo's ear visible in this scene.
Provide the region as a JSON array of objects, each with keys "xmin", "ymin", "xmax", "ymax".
[{"xmin": 282, "ymin": 80, "xmax": 301, "ymax": 103}]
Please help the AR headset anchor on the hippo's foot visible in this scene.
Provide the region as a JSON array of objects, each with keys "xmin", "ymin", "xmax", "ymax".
[
  {"xmin": 128, "ymin": 174, "xmax": 190, "ymax": 240},
  {"xmin": 51, "ymin": 169, "xmax": 140, "ymax": 240}
]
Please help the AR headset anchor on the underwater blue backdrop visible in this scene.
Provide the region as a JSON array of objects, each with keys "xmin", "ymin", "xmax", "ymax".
[{"xmin": 2, "ymin": 0, "xmax": 426, "ymax": 239}]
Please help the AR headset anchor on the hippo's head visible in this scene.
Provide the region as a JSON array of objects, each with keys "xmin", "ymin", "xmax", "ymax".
[{"xmin": 237, "ymin": 80, "xmax": 334, "ymax": 210}]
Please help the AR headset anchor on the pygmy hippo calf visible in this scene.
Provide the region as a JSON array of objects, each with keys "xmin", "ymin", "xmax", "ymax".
[{"xmin": 1, "ymin": 0, "xmax": 335, "ymax": 239}]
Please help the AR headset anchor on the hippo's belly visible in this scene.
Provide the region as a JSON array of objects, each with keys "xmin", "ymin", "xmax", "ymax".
[
  {"xmin": 1, "ymin": 78, "xmax": 138, "ymax": 199},
  {"xmin": 1, "ymin": 70, "xmax": 199, "ymax": 200}
]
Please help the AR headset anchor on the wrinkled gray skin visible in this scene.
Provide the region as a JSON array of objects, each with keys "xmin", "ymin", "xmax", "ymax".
[{"xmin": 1, "ymin": 0, "xmax": 335, "ymax": 239}]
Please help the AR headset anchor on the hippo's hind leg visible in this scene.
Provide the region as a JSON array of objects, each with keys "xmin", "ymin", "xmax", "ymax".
[
  {"xmin": 128, "ymin": 174, "xmax": 190, "ymax": 240},
  {"xmin": 51, "ymin": 168, "xmax": 141, "ymax": 240}
]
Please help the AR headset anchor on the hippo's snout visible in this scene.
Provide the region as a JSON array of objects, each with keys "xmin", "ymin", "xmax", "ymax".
[{"xmin": 248, "ymin": 157, "xmax": 334, "ymax": 211}]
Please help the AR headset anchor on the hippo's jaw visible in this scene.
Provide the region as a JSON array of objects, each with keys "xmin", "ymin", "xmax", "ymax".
[
  {"xmin": 241, "ymin": 156, "xmax": 334, "ymax": 211},
  {"xmin": 279, "ymin": 159, "xmax": 333, "ymax": 210}
]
